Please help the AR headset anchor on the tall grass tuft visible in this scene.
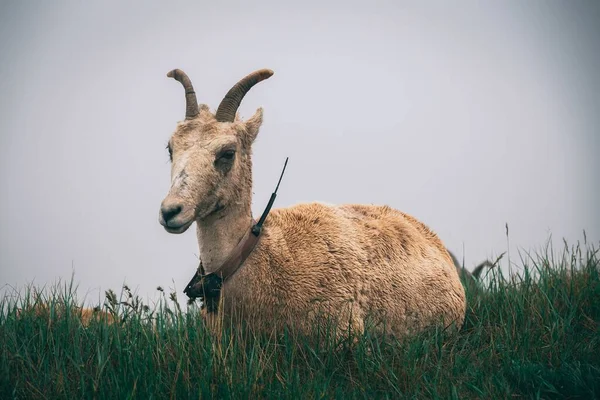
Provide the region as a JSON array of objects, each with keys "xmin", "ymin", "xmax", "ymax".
[{"xmin": 1, "ymin": 239, "xmax": 599, "ymax": 399}]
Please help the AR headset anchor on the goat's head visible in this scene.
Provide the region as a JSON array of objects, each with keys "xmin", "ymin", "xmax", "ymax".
[{"xmin": 159, "ymin": 68, "xmax": 273, "ymax": 234}]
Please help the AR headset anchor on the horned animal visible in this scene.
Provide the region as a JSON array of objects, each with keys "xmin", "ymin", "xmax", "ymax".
[
  {"xmin": 447, "ymin": 249, "xmax": 494, "ymax": 292},
  {"xmin": 448, "ymin": 249, "xmax": 494, "ymax": 281},
  {"xmin": 158, "ymin": 68, "xmax": 467, "ymax": 338}
]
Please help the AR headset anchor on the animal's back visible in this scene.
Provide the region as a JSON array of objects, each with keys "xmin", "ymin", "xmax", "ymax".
[{"xmin": 223, "ymin": 202, "xmax": 466, "ymax": 337}]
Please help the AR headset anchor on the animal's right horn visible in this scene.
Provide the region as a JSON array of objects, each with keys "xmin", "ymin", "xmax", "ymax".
[
  {"xmin": 215, "ymin": 69, "xmax": 274, "ymax": 123},
  {"xmin": 167, "ymin": 69, "xmax": 199, "ymax": 119}
]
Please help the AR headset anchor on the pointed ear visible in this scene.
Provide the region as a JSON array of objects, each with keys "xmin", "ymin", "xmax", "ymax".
[
  {"xmin": 244, "ymin": 107, "xmax": 264, "ymax": 143},
  {"xmin": 198, "ymin": 104, "xmax": 212, "ymax": 119}
]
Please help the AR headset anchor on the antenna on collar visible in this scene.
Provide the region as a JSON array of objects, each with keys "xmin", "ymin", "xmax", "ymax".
[{"xmin": 252, "ymin": 157, "xmax": 289, "ymax": 236}]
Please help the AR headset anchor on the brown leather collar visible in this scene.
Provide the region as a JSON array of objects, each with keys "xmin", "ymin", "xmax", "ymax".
[
  {"xmin": 212, "ymin": 218, "xmax": 261, "ymax": 282},
  {"xmin": 183, "ymin": 218, "xmax": 261, "ymax": 310}
]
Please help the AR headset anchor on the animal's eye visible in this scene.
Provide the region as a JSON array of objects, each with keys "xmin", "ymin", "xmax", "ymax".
[
  {"xmin": 166, "ymin": 143, "xmax": 173, "ymax": 162},
  {"xmin": 218, "ymin": 150, "xmax": 236, "ymax": 161}
]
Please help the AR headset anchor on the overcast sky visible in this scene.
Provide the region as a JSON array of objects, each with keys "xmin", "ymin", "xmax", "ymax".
[{"xmin": 1, "ymin": 1, "xmax": 598, "ymax": 307}]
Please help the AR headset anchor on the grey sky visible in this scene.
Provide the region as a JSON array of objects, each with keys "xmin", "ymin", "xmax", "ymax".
[{"xmin": 1, "ymin": 1, "xmax": 598, "ymax": 307}]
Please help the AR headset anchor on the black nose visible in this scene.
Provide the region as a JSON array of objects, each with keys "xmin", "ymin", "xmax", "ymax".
[{"xmin": 161, "ymin": 204, "xmax": 182, "ymax": 223}]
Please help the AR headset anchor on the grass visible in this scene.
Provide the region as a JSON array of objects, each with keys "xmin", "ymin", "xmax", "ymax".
[{"xmin": 1, "ymin": 238, "xmax": 599, "ymax": 399}]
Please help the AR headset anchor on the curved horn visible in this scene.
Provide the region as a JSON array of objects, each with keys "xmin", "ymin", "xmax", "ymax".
[
  {"xmin": 215, "ymin": 69, "xmax": 274, "ymax": 123},
  {"xmin": 166, "ymin": 69, "xmax": 199, "ymax": 119}
]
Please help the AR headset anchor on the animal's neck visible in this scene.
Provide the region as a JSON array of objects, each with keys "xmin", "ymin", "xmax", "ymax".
[{"xmin": 195, "ymin": 197, "xmax": 253, "ymax": 275}]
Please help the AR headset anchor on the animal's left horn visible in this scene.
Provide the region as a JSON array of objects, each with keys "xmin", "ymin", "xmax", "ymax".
[
  {"xmin": 215, "ymin": 69, "xmax": 274, "ymax": 123},
  {"xmin": 167, "ymin": 69, "xmax": 199, "ymax": 119}
]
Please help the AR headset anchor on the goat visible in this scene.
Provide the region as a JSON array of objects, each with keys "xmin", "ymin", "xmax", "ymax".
[
  {"xmin": 447, "ymin": 249, "xmax": 494, "ymax": 292},
  {"xmin": 158, "ymin": 68, "xmax": 466, "ymax": 338}
]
